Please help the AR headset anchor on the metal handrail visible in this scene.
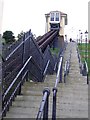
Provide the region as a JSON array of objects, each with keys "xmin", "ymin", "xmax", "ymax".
[
  {"xmin": 64, "ymin": 50, "xmax": 71, "ymax": 83},
  {"xmin": 84, "ymin": 61, "xmax": 89, "ymax": 84},
  {"xmin": 64, "ymin": 60, "xmax": 68, "ymax": 83},
  {"xmin": 55, "ymin": 56, "xmax": 63, "ymax": 87},
  {"xmin": 52, "ymin": 56, "xmax": 63, "ymax": 120},
  {"xmin": 43, "ymin": 60, "xmax": 50, "ymax": 77},
  {"xmin": 3, "ymin": 56, "xmax": 32, "ymax": 100},
  {"xmin": 2, "ymin": 55, "xmax": 43, "ymax": 117},
  {"xmin": 36, "ymin": 88, "xmax": 50, "ymax": 120}
]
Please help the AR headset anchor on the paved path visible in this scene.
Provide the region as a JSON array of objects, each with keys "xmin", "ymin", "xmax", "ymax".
[{"xmin": 3, "ymin": 42, "xmax": 88, "ymax": 119}]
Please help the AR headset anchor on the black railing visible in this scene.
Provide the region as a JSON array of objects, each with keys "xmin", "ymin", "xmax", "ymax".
[
  {"xmin": 52, "ymin": 56, "xmax": 63, "ymax": 120},
  {"xmin": 64, "ymin": 50, "xmax": 71, "ymax": 83},
  {"xmin": 36, "ymin": 88, "xmax": 50, "ymax": 120},
  {"xmin": 43, "ymin": 60, "xmax": 50, "ymax": 77},
  {"xmin": 77, "ymin": 46, "xmax": 89, "ymax": 84},
  {"xmin": 55, "ymin": 42, "xmax": 67, "ymax": 73},
  {"xmin": 2, "ymin": 56, "xmax": 32, "ymax": 117},
  {"xmin": 85, "ymin": 61, "xmax": 89, "ymax": 84},
  {"xmin": 82, "ymin": 60, "xmax": 89, "ymax": 84},
  {"xmin": 77, "ymin": 46, "xmax": 83, "ymax": 74},
  {"xmin": 2, "ymin": 29, "xmax": 58, "ymax": 119}
]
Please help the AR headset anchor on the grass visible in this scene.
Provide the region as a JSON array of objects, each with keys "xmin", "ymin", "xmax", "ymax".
[
  {"xmin": 78, "ymin": 43, "xmax": 90, "ymax": 76},
  {"xmin": 50, "ymin": 48, "xmax": 60, "ymax": 56}
]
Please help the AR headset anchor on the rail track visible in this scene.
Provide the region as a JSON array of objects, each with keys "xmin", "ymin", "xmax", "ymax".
[{"xmin": 36, "ymin": 30, "xmax": 59, "ymax": 51}]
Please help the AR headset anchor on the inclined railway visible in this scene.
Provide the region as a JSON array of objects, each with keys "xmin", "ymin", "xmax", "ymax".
[{"xmin": 36, "ymin": 30, "xmax": 59, "ymax": 51}]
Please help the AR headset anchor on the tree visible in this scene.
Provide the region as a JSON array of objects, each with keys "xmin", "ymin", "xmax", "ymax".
[
  {"xmin": 2, "ymin": 30, "xmax": 15, "ymax": 44},
  {"xmin": 17, "ymin": 31, "xmax": 25, "ymax": 40}
]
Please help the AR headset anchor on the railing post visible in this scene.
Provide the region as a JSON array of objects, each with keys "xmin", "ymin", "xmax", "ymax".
[
  {"xmin": 52, "ymin": 87, "xmax": 57, "ymax": 120},
  {"xmin": 43, "ymin": 88, "xmax": 50, "ymax": 120},
  {"xmin": 87, "ymin": 73, "xmax": 89, "ymax": 84},
  {"xmin": 59, "ymin": 55, "xmax": 63, "ymax": 83}
]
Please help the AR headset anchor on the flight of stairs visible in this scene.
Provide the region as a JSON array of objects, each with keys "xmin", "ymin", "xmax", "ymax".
[
  {"xmin": 3, "ymin": 74, "xmax": 57, "ymax": 118},
  {"xmin": 3, "ymin": 42, "xmax": 88, "ymax": 119}
]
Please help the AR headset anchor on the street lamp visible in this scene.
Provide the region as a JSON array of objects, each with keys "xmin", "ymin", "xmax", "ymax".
[
  {"xmin": 80, "ymin": 32, "xmax": 83, "ymax": 51},
  {"xmin": 77, "ymin": 35, "xmax": 78, "ymax": 44},
  {"xmin": 79, "ymin": 30, "xmax": 81, "ymax": 45},
  {"xmin": 85, "ymin": 30, "xmax": 88, "ymax": 61}
]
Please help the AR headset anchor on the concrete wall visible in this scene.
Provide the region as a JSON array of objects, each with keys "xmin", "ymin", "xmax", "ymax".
[{"xmin": 59, "ymin": 17, "xmax": 65, "ymax": 36}]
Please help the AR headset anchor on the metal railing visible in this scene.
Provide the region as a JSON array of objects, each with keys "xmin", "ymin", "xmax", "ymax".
[
  {"xmin": 85, "ymin": 61, "xmax": 89, "ymax": 84},
  {"xmin": 36, "ymin": 88, "xmax": 50, "ymax": 120},
  {"xmin": 52, "ymin": 55, "xmax": 63, "ymax": 120},
  {"xmin": 82, "ymin": 60, "xmax": 89, "ymax": 84},
  {"xmin": 77, "ymin": 46, "xmax": 89, "ymax": 84},
  {"xmin": 77, "ymin": 46, "xmax": 83, "ymax": 74},
  {"xmin": 64, "ymin": 50, "xmax": 71, "ymax": 83}
]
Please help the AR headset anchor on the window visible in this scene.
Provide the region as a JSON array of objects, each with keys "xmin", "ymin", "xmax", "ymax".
[
  {"xmin": 50, "ymin": 13, "xmax": 54, "ymax": 21},
  {"xmin": 55, "ymin": 13, "xmax": 59, "ymax": 21}
]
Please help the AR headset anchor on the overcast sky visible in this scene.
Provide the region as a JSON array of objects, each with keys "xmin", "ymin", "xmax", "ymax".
[{"xmin": 1, "ymin": 0, "xmax": 89, "ymax": 39}]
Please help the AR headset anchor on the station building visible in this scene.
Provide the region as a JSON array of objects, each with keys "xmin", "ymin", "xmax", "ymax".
[
  {"xmin": 45, "ymin": 11, "xmax": 68, "ymax": 48},
  {"xmin": 45, "ymin": 11, "xmax": 67, "ymax": 37}
]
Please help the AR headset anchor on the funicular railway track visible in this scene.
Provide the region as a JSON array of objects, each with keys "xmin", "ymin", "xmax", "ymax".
[
  {"xmin": 36, "ymin": 30, "xmax": 58, "ymax": 51},
  {"xmin": 2, "ymin": 29, "xmax": 60, "ymax": 119}
]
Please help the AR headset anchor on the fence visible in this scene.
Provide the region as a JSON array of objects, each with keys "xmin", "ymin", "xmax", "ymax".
[{"xmin": 2, "ymin": 29, "xmax": 56, "ymax": 118}]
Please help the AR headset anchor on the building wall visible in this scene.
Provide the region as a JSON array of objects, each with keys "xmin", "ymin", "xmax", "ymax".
[
  {"xmin": 59, "ymin": 17, "xmax": 65, "ymax": 36},
  {"xmin": 45, "ymin": 13, "xmax": 66, "ymax": 37}
]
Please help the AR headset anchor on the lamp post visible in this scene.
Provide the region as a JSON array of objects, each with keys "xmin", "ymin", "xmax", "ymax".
[
  {"xmin": 79, "ymin": 30, "xmax": 81, "ymax": 45},
  {"xmin": 85, "ymin": 30, "xmax": 88, "ymax": 61},
  {"xmin": 77, "ymin": 35, "xmax": 78, "ymax": 44},
  {"xmin": 80, "ymin": 32, "xmax": 83, "ymax": 51}
]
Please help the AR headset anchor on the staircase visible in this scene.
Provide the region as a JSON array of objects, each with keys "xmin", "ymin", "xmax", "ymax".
[
  {"xmin": 3, "ymin": 42, "xmax": 88, "ymax": 119},
  {"xmin": 3, "ymin": 74, "xmax": 56, "ymax": 118},
  {"xmin": 56, "ymin": 42, "xmax": 88, "ymax": 118}
]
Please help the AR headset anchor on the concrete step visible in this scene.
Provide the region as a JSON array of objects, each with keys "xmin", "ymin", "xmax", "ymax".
[
  {"xmin": 3, "ymin": 74, "xmax": 56, "ymax": 119},
  {"xmin": 3, "ymin": 42, "xmax": 88, "ymax": 119},
  {"xmin": 4, "ymin": 107, "xmax": 38, "ymax": 118}
]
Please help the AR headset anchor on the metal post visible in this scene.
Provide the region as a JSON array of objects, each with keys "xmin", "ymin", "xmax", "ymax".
[
  {"xmin": 79, "ymin": 30, "xmax": 81, "ymax": 45},
  {"xmin": 0, "ymin": 42, "xmax": 2, "ymax": 120},
  {"xmin": 18, "ymin": 34, "xmax": 25, "ymax": 95},
  {"xmin": 85, "ymin": 30, "xmax": 88, "ymax": 62},
  {"xmin": 59, "ymin": 55, "xmax": 63, "ymax": 83},
  {"xmin": 52, "ymin": 88, "xmax": 57, "ymax": 120},
  {"xmin": 80, "ymin": 32, "xmax": 83, "ymax": 51},
  {"xmin": 43, "ymin": 88, "xmax": 50, "ymax": 120},
  {"xmin": 87, "ymin": 73, "xmax": 89, "ymax": 84}
]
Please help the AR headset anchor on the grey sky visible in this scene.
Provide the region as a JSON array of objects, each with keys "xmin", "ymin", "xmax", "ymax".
[{"xmin": 1, "ymin": 0, "xmax": 89, "ymax": 39}]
